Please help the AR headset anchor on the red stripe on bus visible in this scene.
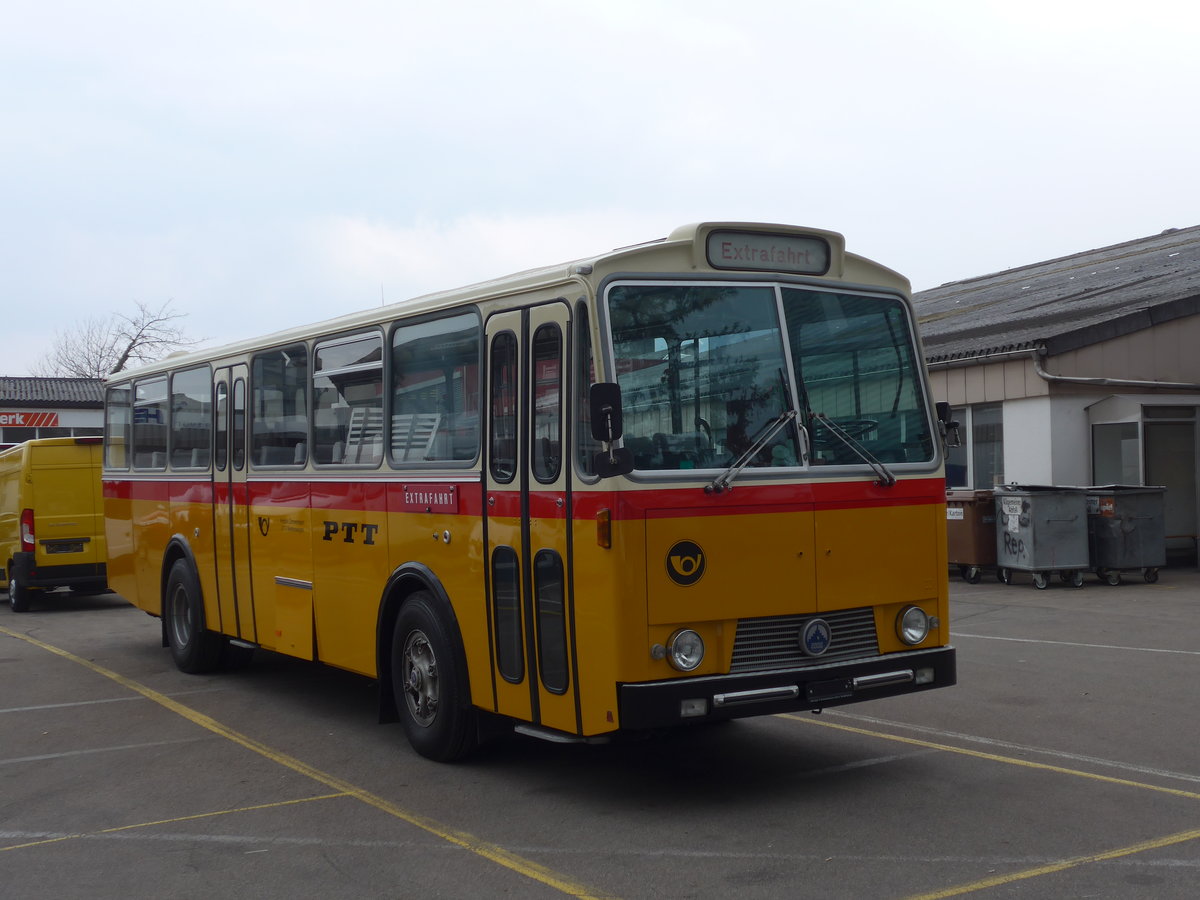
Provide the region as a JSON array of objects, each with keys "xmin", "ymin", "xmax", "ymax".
[{"xmin": 104, "ymin": 475, "xmax": 944, "ymax": 520}]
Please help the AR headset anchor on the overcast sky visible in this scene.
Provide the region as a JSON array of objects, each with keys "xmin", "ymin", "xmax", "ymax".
[{"xmin": 4, "ymin": 0, "xmax": 1199, "ymax": 376}]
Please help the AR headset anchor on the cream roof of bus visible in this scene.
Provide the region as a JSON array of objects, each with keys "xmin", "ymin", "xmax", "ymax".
[{"xmin": 106, "ymin": 221, "xmax": 906, "ymax": 383}]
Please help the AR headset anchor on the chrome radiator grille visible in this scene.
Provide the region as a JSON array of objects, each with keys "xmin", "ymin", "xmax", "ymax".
[{"xmin": 729, "ymin": 608, "xmax": 880, "ymax": 674}]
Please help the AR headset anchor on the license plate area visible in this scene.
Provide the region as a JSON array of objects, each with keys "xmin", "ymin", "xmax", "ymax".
[
  {"xmin": 806, "ymin": 678, "xmax": 853, "ymax": 703},
  {"xmin": 44, "ymin": 541, "xmax": 85, "ymax": 554}
]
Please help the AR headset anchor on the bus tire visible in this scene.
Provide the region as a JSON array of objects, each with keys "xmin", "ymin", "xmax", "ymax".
[
  {"xmin": 9, "ymin": 569, "xmax": 32, "ymax": 613},
  {"xmin": 391, "ymin": 591, "xmax": 477, "ymax": 762},
  {"xmin": 165, "ymin": 559, "xmax": 222, "ymax": 674}
]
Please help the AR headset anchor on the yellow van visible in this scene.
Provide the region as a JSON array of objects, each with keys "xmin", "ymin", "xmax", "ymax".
[{"xmin": 0, "ymin": 437, "xmax": 108, "ymax": 612}]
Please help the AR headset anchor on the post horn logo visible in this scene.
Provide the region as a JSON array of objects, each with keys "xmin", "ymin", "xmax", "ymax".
[
  {"xmin": 258, "ymin": 516, "xmax": 270, "ymax": 537},
  {"xmin": 666, "ymin": 540, "xmax": 705, "ymax": 586}
]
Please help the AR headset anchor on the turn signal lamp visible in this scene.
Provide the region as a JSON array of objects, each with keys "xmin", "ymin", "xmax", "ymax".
[{"xmin": 596, "ymin": 508, "xmax": 612, "ymax": 548}]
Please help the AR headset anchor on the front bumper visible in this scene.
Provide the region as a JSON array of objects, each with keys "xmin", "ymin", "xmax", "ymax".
[{"xmin": 618, "ymin": 646, "xmax": 956, "ymax": 730}]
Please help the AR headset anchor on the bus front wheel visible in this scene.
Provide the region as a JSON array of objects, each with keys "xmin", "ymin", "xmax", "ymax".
[
  {"xmin": 391, "ymin": 591, "xmax": 477, "ymax": 762},
  {"xmin": 165, "ymin": 560, "xmax": 222, "ymax": 674}
]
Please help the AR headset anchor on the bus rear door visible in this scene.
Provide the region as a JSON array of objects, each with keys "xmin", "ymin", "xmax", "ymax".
[{"xmin": 213, "ymin": 366, "xmax": 255, "ymax": 641}]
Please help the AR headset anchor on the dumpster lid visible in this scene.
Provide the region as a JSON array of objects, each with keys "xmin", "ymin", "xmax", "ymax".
[
  {"xmin": 946, "ymin": 489, "xmax": 995, "ymax": 501},
  {"xmin": 994, "ymin": 484, "xmax": 1090, "ymax": 493},
  {"xmin": 1087, "ymin": 484, "xmax": 1167, "ymax": 493}
]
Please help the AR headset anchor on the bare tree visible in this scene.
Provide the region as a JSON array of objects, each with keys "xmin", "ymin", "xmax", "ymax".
[{"xmin": 34, "ymin": 300, "xmax": 201, "ymax": 377}]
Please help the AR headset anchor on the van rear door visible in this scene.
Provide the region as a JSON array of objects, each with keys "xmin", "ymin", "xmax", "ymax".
[{"xmin": 30, "ymin": 439, "xmax": 106, "ymax": 576}]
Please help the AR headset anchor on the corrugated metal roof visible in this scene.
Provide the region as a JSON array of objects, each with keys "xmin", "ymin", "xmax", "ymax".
[
  {"xmin": 913, "ymin": 225, "xmax": 1200, "ymax": 363},
  {"xmin": 0, "ymin": 377, "xmax": 104, "ymax": 408}
]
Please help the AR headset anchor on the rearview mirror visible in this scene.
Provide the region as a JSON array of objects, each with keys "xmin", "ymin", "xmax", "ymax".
[
  {"xmin": 936, "ymin": 401, "xmax": 962, "ymax": 448},
  {"xmin": 589, "ymin": 382, "xmax": 633, "ymax": 477},
  {"xmin": 590, "ymin": 382, "xmax": 624, "ymax": 442}
]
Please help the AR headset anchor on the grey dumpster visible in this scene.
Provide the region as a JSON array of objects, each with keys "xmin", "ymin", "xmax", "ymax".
[
  {"xmin": 1086, "ymin": 485, "xmax": 1166, "ymax": 585},
  {"xmin": 994, "ymin": 485, "xmax": 1089, "ymax": 589}
]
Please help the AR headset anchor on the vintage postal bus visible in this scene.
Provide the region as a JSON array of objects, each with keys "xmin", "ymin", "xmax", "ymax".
[{"xmin": 102, "ymin": 222, "xmax": 956, "ymax": 760}]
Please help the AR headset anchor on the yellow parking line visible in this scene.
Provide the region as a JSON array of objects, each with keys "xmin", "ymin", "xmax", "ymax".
[
  {"xmin": 782, "ymin": 714, "xmax": 1200, "ymax": 897},
  {"xmin": 2, "ymin": 794, "xmax": 348, "ymax": 852},
  {"xmin": 905, "ymin": 827, "xmax": 1200, "ymax": 899},
  {"xmin": 780, "ymin": 714, "xmax": 1200, "ymax": 801},
  {"xmin": 1, "ymin": 625, "xmax": 615, "ymax": 900}
]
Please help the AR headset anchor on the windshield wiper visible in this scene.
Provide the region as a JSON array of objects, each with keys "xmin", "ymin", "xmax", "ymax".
[
  {"xmin": 706, "ymin": 408, "xmax": 798, "ymax": 495},
  {"xmin": 813, "ymin": 414, "xmax": 896, "ymax": 487}
]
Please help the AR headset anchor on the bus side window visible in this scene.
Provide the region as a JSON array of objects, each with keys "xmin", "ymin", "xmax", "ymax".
[
  {"xmin": 391, "ymin": 311, "xmax": 481, "ymax": 465},
  {"xmin": 489, "ymin": 332, "xmax": 518, "ymax": 482},
  {"xmin": 251, "ymin": 344, "xmax": 309, "ymax": 467},
  {"xmin": 232, "ymin": 379, "xmax": 246, "ymax": 471},
  {"xmin": 531, "ymin": 323, "xmax": 562, "ymax": 483},
  {"xmin": 574, "ymin": 301, "xmax": 599, "ymax": 477},
  {"xmin": 104, "ymin": 385, "xmax": 131, "ymax": 470},
  {"xmin": 313, "ymin": 332, "xmax": 384, "ymax": 467},
  {"xmin": 169, "ymin": 366, "xmax": 212, "ymax": 469},
  {"xmin": 132, "ymin": 377, "xmax": 168, "ymax": 470}
]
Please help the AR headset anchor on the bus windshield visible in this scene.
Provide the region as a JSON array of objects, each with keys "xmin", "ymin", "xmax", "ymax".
[{"xmin": 607, "ymin": 283, "xmax": 935, "ymax": 473}]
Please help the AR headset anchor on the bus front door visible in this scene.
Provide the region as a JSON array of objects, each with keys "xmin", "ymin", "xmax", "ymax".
[{"xmin": 484, "ymin": 302, "xmax": 579, "ymax": 736}]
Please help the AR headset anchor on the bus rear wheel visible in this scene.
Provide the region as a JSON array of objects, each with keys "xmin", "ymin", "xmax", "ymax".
[
  {"xmin": 165, "ymin": 560, "xmax": 222, "ymax": 674},
  {"xmin": 391, "ymin": 591, "xmax": 477, "ymax": 762}
]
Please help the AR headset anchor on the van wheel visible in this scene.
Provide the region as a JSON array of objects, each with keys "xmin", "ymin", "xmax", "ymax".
[
  {"xmin": 165, "ymin": 560, "xmax": 222, "ymax": 673},
  {"xmin": 391, "ymin": 591, "xmax": 477, "ymax": 761},
  {"xmin": 9, "ymin": 571, "xmax": 32, "ymax": 613}
]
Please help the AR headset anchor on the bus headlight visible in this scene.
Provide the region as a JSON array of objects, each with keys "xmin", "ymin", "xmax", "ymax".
[
  {"xmin": 897, "ymin": 606, "xmax": 930, "ymax": 645},
  {"xmin": 667, "ymin": 629, "xmax": 705, "ymax": 671}
]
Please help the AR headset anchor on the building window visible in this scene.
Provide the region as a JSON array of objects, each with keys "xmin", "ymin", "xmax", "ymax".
[
  {"xmin": 945, "ymin": 403, "xmax": 1004, "ymax": 488},
  {"xmin": 972, "ymin": 403, "xmax": 1004, "ymax": 488},
  {"xmin": 1092, "ymin": 422, "xmax": 1140, "ymax": 484}
]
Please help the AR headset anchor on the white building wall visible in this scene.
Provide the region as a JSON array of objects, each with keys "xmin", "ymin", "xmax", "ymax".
[
  {"xmin": 1049, "ymin": 395, "xmax": 1093, "ymax": 485},
  {"xmin": 1001, "ymin": 395, "xmax": 1092, "ymax": 486},
  {"xmin": 1002, "ymin": 396, "xmax": 1053, "ymax": 484}
]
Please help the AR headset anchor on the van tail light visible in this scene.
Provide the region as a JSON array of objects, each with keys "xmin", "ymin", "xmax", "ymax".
[{"xmin": 20, "ymin": 508, "xmax": 35, "ymax": 552}]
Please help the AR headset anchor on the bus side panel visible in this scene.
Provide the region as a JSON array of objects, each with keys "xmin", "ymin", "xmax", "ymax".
[
  {"xmin": 248, "ymin": 479, "xmax": 314, "ymax": 659},
  {"xmin": 170, "ymin": 480, "xmax": 217, "ymax": 633},
  {"xmin": 103, "ymin": 482, "xmax": 137, "ymax": 606},
  {"xmin": 383, "ymin": 485, "xmax": 492, "ymax": 716},
  {"xmin": 133, "ymin": 482, "xmax": 170, "ymax": 616},
  {"xmin": 571, "ymin": 502, "xmax": 648, "ymax": 736},
  {"xmin": 309, "ymin": 480, "xmax": 388, "ymax": 676}
]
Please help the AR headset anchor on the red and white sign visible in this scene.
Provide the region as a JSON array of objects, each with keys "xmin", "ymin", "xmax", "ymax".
[{"xmin": 0, "ymin": 411, "xmax": 59, "ymax": 427}]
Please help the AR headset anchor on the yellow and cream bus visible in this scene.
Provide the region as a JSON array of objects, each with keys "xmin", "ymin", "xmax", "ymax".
[{"xmin": 102, "ymin": 222, "xmax": 956, "ymax": 760}]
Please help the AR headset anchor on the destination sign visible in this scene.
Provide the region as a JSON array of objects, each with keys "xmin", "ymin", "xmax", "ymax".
[{"xmin": 706, "ymin": 230, "xmax": 830, "ymax": 275}]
